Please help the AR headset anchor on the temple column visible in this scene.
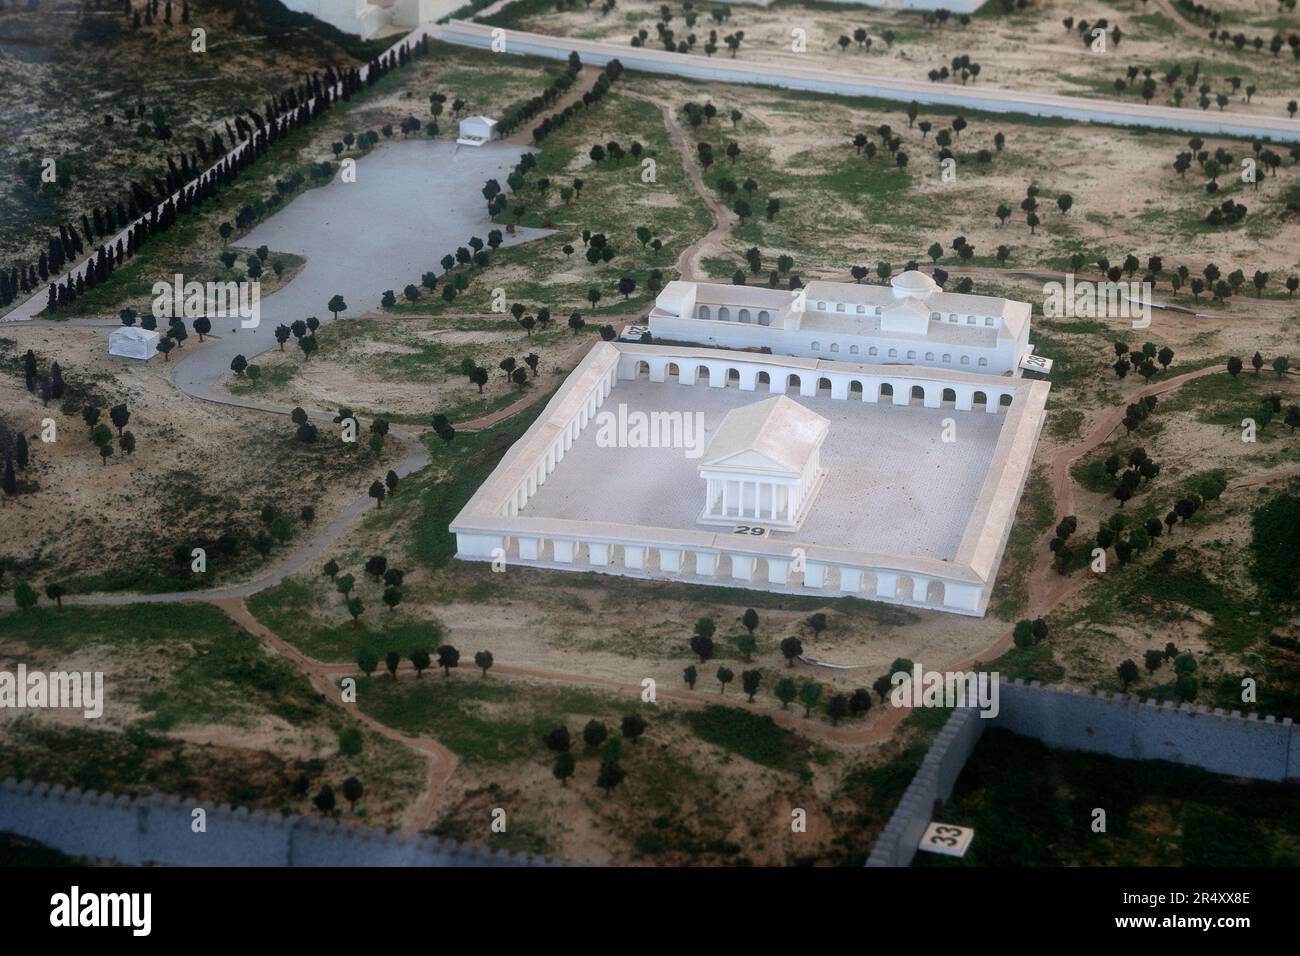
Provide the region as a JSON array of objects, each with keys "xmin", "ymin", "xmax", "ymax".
[{"xmin": 767, "ymin": 558, "xmax": 791, "ymax": 585}]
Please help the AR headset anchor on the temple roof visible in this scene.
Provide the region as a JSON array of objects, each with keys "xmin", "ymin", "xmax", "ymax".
[{"xmin": 700, "ymin": 396, "xmax": 830, "ymax": 476}]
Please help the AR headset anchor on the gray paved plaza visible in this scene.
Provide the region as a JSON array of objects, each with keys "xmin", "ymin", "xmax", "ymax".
[
  {"xmin": 171, "ymin": 139, "xmax": 551, "ymax": 401},
  {"xmin": 520, "ymin": 379, "xmax": 1006, "ymax": 560}
]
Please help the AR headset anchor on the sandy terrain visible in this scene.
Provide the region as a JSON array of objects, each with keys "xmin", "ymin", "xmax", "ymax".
[
  {"xmin": 0, "ymin": 322, "xmax": 402, "ymax": 591},
  {"xmin": 216, "ymin": 313, "xmax": 586, "ymax": 421},
  {"xmin": 636, "ymin": 76, "xmax": 1300, "ymax": 282}
]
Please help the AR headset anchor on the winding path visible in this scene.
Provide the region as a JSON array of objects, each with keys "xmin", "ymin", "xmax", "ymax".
[
  {"xmin": 212, "ymin": 598, "xmax": 459, "ymax": 834},
  {"xmin": 623, "ymin": 92, "xmax": 735, "ymax": 283}
]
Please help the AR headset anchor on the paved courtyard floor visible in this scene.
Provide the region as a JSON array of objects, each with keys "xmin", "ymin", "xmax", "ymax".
[{"xmin": 520, "ymin": 378, "xmax": 1006, "ymax": 560}]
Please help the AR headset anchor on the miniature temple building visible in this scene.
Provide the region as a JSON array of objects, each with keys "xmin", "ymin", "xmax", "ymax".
[{"xmin": 697, "ymin": 395, "xmax": 829, "ymax": 528}]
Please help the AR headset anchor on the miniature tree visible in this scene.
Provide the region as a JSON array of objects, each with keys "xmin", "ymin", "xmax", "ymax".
[
  {"xmin": 799, "ymin": 680, "xmax": 823, "ymax": 717},
  {"xmin": 553, "ymin": 752, "xmax": 576, "ymax": 787},
  {"xmin": 716, "ymin": 666, "xmax": 734, "ymax": 694},
  {"xmin": 780, "ymin": 636, "xmax": 803, "ymax": 666}
]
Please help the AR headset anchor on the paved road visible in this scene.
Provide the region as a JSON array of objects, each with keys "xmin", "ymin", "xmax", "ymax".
[{"xmin": 439, "ymin": 19, "xmax": 1300, "ymax": 143}]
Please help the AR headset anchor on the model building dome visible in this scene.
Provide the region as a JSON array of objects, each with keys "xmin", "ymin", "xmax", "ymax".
[{"xmin": 890, "ymin": 270, "xmax": 938, "ymax": 300}]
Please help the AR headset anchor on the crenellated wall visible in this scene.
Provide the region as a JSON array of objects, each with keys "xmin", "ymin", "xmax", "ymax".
[
  {"xmin": 995, "ymin": 679, "xmax": 1297, "ymax": 782},
  {"xmin": 0, "ymin": 778, "xmax": 565, "ymax": 867},
  {"xmin": 865, "ymin": 679, "xmax": 1299, "ymax": 867},
  {"xmin": 866, "ymin": 706, "xmax": 986, "ymax": 868}
]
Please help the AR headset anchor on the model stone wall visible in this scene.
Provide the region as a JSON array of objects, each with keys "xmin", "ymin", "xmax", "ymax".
[
  {"xmin": 0, "ymin": 779, "xmax": 562, "ymax": 867},
  {"xmin": 996, "ymin": 680, "xmax": 1296, "ymax": 781},
  {"xmin": 866, "ymin": 707, "xmax": 986, "ymax": 868},
  {"xmin": 866, "ymin": 679, "xmax": 1299, "ymax": 866}
]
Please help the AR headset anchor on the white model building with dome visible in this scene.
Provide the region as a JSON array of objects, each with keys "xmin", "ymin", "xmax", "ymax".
[{"xmin": 648, "ymin": 270, "xmax": 1034, "ymax": 376}]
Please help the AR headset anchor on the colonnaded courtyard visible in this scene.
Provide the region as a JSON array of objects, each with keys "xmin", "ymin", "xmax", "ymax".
[
  {"xmin": 453, "ymin": 343, "xmax": 1049, "ymax": 615},
  {"xmin": 520, "ymin": 375, "xmax": 1005, "ymax": 559}
]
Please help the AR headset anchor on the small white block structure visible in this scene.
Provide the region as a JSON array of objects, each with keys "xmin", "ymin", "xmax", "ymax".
[
  {"xmin": 108, "ymin": 326, "xmax": 159, "ymax": 361},
  {"xmin": 457, "ymin": 116, "xmax": 499, "ymax": 147},
  {"xmin": 698, "ymin": 395, "xmax": 828, "ymax": 528}
]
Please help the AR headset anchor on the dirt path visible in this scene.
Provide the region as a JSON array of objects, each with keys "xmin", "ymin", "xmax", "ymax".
[
  {"xmin": 221, "ymin": 595, "xmax": 915, "ymax": 744},
  {"xmin": 924, "ymin": 364, "xmax": 1300, "ymax": 681},
  {"xmin": 503, "ymin": 66, "xmax": 605, "ymax": 147},
  {"xmin": 213, "ymin": 597, "xmax": 459, "ymax": 834},
  {"xmin": 11, "ymin": 59, "xmax": 1298, "ymax": 835},
  {"xmin": 453, "ymin": 312, "xmax": 643, "ymax": 432},
  {"xmin": 1024, "ymin": 363, "xmax": 1223, "ymax": 618},
  {"xmin": 617, "ymin": 90, "xmax": 1285, "ymax": 661},
  {"xmin": 616, "ymin": 98, "xmax": 1272, "ymax": 340},
  {"xmin": 4, "ymin": 421, "xmax": 430, "ymax": 608},
  {"xmin": 207, "ymin": 356, "xmax": 1298, "ymax": 829},
  {"xmin": 208, "ymin": 594, "xmax": 909, "ymax": 833},
  {"xmin": 4, "ymin": 315, "xmax": 638, "ymax": 607},
  {"xmin": 625, "ymin": 91, "xmax": 738, "ymax": 282},
  {"xmin": 1150, "ymin": 0, "xmax": 1213, "ymax": 40}
]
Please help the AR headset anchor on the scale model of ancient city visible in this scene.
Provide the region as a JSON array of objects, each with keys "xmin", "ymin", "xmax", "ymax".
[{"xmin": 1, "ymin": 0, "xmax": 1299, "ymax": 869}]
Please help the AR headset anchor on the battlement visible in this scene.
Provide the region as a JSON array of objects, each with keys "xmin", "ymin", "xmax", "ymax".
[
  {"xmin": 1004, "ymin": 677, "xmax": 1294, "ymax": 722},
  {"xmin": 0, "ymin": 778, "xmax": 568, "ymax": 867},
  {"xmin": 866, "ymin": 678, "xmax": 1299, "ymax": 867}
]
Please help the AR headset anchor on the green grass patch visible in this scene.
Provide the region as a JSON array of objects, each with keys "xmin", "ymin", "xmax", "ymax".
[
  {"xmin": 0, "ymin": 604, "xmax": 325, "ymax": 731},
  {"xmin": 682, "ymin": 704, "xmax": 823, "ymax": 775},
  {"xmin": 247, "ymin": 576, "xmax": 447, "ymax": 663},
  {"xmin": 404, "ymin": 406, "xmax": 546, "ymax": 569},
  {"xmin": 988, "ymin": 466, "xmax": 1054, "ymax": 620},
  {"xmin": 356, "ymin": 673, "xmax": 646, "ymax": 764},
  {"xmin": 1061, "ymin": 552, "xmax": 1276, "ymax": 659}
]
